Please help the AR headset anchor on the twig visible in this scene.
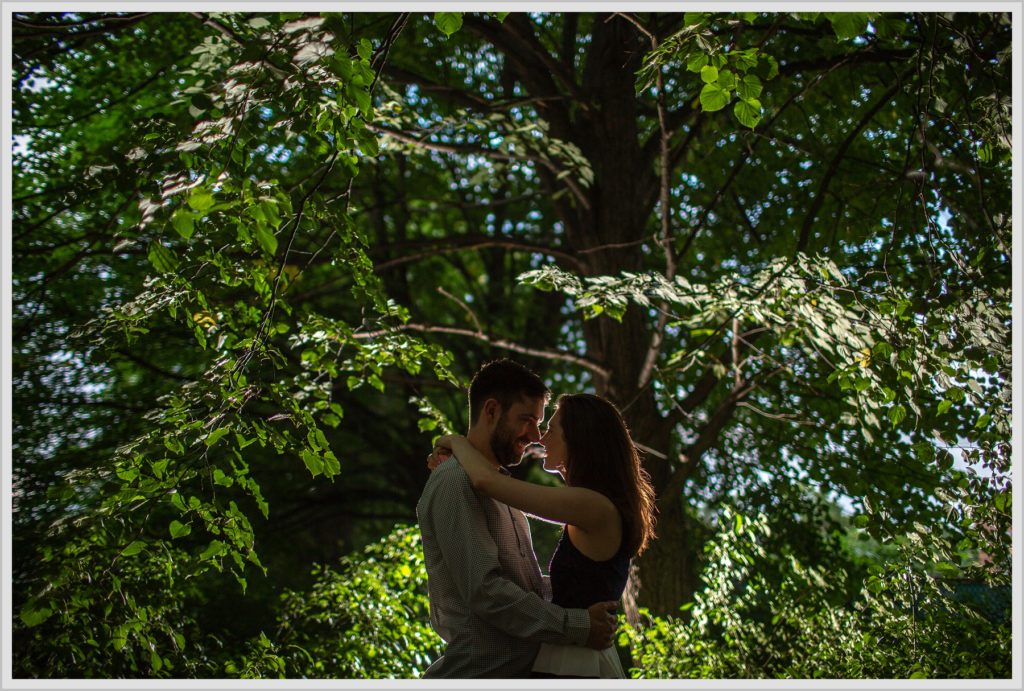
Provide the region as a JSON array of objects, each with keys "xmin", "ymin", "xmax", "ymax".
[
  {"xmin": 436, "ymin": 286, "xmax": 484, "ymax": 333},
  {"xmin": 620, "ymin": 12, "xmax": 677, "ymax": 392},
  {"xmin": 351, "ymin": 323, "xmax": 611, "ymax": 381}
]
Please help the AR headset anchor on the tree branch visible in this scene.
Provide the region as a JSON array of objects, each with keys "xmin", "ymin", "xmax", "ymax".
[
  {"xmin": 676, "ymin": 54, "xmax": 856, "ymax": 263},
  {"xmin": 112, "ymin": 348, "xmax": 192, "ymax": 382},
  {"xmin": 372, "ymin": 233, "xmax": 582, "ymax": 273},
  {"xmin": 367, "ymin": 123, "xmax": 591, "ymax": 211},
  {"xmin": 352, "ymin": 324, "xmax": 610, "ymax": 381},
  {"xmin": 462, "ymin": 13, "xmax": 577, "ymax": 127},
  {"xmin": 658, "ymin": 366, "xmax": 784, "ymax": 506},
  {"xmin": 625, "ymin": 12, "xmax": 677, "ymax": 392},
  {"xmin": 794, "ymin": 69, "xmax": 911, "ymax": 257}
]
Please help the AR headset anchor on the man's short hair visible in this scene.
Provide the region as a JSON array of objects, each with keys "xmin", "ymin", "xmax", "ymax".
[{"xmin": 468, "ymin": 359, "xmax": 550, "ymax": 424}]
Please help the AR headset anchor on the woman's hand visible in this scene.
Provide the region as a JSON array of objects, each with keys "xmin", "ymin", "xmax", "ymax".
[
  {"xmin": 426, "ymin": 444, "xmax": 452, "ymax": 471},
  {"xmin": 436, "ymin": 434, "xmax": 498, "ymax": 493}
]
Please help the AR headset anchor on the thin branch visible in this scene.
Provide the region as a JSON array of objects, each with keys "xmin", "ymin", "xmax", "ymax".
[
  {"xmin": 736, "ymin": 401, "xmax": 818, "ymax": 426},
  {"xmin": 626, "ymin": 12, "xmax": 677, "ymax": 392},
  {"xmin": 795, "ymin": 69, "xmax": 912, "ymax": 257},
  {"xmin": 352, "ymin": 324, "xmax": 610, "ymax": 381},
  {"xmin": 372, "ymin": 234, "xmax": 582, "ymax": 272},
  {"xmin": 576, "ymin": 237, "xmax": 652, "ymax": 256},
  {"xmin": 288, "ymin": 233, "xmax": 581, "ymax": 304},
  {"xmin": 436, "ymin": 286, "xmax": 483, "ymax": 333},
  {"xmin": 112, "ymin": 348, "xmax": 192, "ymax": 382},
  {"xmin": 677, "ymin": 54, "xmax": 859, "ymax": 263},
  {"xmin": 462, "ymin": 13, "xmax": 579, "ymax": 122},
  {"xmin": 190, "ymin": 12, "xmax": 290, "ymax": 79},
  {"xmin": 658, "ymin": 366, "xmax": 784, "ymax": 505},
  {"xmin": 367, "ymin": 123, "xmax": 591, "ymax": 211}
]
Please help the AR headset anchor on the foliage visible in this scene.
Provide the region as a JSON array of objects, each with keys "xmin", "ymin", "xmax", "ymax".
[
  {"xmin": 622, "ymin": 508, "xmax": 1011, "ymax": 679},
  {"xmin": 10, "ymin": 10, "xmax": 1012, "ymax": 679},
  {"xmin": 225, "ymin": 525, "xmax": 442, "ymax": 678},
  {"xmin": 13, "ymin": 11, "xmax": 457, "ymax": 677}
]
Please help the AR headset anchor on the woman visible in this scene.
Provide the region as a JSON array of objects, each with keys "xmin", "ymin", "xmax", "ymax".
[{"xmin": 433, "ymin": 393, "xmax": 657, "ymax": 678}]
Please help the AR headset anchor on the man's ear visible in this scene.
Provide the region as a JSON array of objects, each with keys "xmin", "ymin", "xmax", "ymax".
[{"xmin": 483, "ymin": 398, "xmax": 501, "ymax": 424}]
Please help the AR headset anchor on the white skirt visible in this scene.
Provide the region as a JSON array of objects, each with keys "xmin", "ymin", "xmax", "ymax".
[{"xmin": 531, "ymin": 642, "xmax": 626, "ymax": 678}]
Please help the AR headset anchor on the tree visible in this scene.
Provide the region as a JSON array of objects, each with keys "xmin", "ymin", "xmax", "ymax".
[
  {"xmin": 363, "ymin": 9, "xmax": 1013, "ymax": 612},
  {"xmin": 11, "ymin": 11, "xmax": 1012, "ymax": 675}
]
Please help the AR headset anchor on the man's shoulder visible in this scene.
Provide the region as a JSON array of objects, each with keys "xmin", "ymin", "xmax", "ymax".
[
  {"xmin": 420, "ymin": 457, "xmax": 472, "ymax": 502},
  {"xmin": 418, "ymin": 459, "xmax": 483, "ymax": 529}
]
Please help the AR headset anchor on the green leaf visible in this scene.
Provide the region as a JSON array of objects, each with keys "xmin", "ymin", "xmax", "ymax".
[
  {"xmin": 350, "ymin": 85, "xmax": 372, "ymax": 117},
  {"xmin": 736, "ymin": 73, "xmax": 763, "ymax": 100},
  {"xmin": 170, "ymin": 492, "xmax": 187, "ymax": 512},
  {"xmin": 116, "ymin": 466, "xmax": 139, "ymax": 482},
  {"xmin": 205, "ymin": 426, "xmax": 230, "ymax": 447},
  {"xmin": 323, "ymin": 450, "xmax": 340, "ymax": 477},
  {"xmin": 20, "ymin": 604, "xmax": 54, "ymax": 628},
  {"xmin": 254, "ymin": 224, "xmax": 278, "ymax": 257},
  {"xmin": 758, "ymin": 54, "xmax": 779, "ymax": 80},
  {"xmin": 360, "ymin": 130, "xmax": 380, "ymax": 157},
  {"xmin": 733, "ymin": 98, "xmax": 762, "ymax": 128},
  {"xmin": 148, "ymin": 242, "xmax": 179, "ymax": 274},
  {"xmin": 937, "ymin": 399, "xmax": 953, "ymax": 415},
  {"xmin": 122, "ymin": 540, "xmax": 147, "ymax": 557},
  {"xmin": 356, "ymin": 38, "xmax": 373, "ymax": 62},
  {"xmin": 717, "ymin": 69, "xmax": 736, "ymax": 91},
  {"xmin": 827, "ymin": 13, "xmax": 870, "ymax": 40},
  {"xmin": 686, "ymin": 53, "xmax": 709, "ymax": 73},
  {"xmin": 993, "ymin": 490, "xmax": 1011, "ymax": 513},
  {"xmin": 170, "ymin": 520, "xmax": 192, "ymax": 539},
  {"xmin": 301, "ymin": 450, "xmax": 323, "ymax": 477},
  {"xmin": 852, "ymin": 514, "xmax": 870, "ymax": 528},
  {"xmin": 700, "ymin": 65, "xmax": 719, "ymax": 84},
  {"xmin": 164, "ymin": 436, "xmax": 185, "ymax": 455},
  {"xmin": 200, "ymin": 540, "xmax": 227, "ymax": 560},
  {"xmin": 887, "ymin": 404, "xmax": 906, "ymax": 427},
  {"xmin": 111, "ymin": 625, "xmax": 129, "ymax": 651},
  {"xmin": 171, "ymin": 208, "xmax": 195, "ymax": 240},
  {"xmin": 913, "ymin": 441, "xmax": 935, "ymax": 463},
  {"xmin": 187, "ymin": 190, "xmax": 215, "ymax": 212},
  {"xmin": 699, "ymin": 83, "xmax": 730, "ymax": 112},
  {"xmin": 937, "ymin": 450, "xmax": 954, "ymax": 471},
  {"xmin": 434, "ymin": 12, "xmax": 463, "ymax": 37}
]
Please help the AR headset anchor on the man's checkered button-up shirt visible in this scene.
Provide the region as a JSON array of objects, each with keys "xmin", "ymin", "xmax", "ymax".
[{"xmin": 416, "ymin": 457, "xmax": 591, "ymax": 678}]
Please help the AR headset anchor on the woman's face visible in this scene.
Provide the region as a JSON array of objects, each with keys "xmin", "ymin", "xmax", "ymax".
[{"xmin": 540, "ymin": 408, "xmax": 568, "ymax": 479}]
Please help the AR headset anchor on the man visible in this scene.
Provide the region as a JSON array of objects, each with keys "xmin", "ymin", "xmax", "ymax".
[{"xmin": 416, "ymin": 359, "xmax": 618, "ymax": 678}]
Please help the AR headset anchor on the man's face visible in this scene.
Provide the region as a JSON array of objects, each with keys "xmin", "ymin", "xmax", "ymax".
[{"xmin": 489, "ymin": 396, "xmax": 545, "ymax": 468}]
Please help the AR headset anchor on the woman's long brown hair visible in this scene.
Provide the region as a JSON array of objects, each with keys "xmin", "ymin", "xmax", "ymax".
[{"xmin": 557, "ymin": 393, "xmax": 657, "ymax": 557}]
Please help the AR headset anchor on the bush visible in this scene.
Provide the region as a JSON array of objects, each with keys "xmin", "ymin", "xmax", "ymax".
[
  {"xmin": 225, "ymin": 524, "xmax": 442, "ymax": 678},
  {"xmin": 621, "ymin": 508, "xmax": 1011, "ymax": 679}
]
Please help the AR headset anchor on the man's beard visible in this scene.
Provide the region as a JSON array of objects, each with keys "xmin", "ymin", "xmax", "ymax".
[{"xmin": 490, "ymin": 413, "xmax": 525, "ymax": 468}]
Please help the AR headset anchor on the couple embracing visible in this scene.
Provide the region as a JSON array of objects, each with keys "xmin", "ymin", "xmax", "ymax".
[{"xmin": 416, "ymin": 359, "xmax": 657, "ymax": 679}]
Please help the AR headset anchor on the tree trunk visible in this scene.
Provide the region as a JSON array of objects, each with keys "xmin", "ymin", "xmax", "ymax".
[
  {"xmin": 553, "ymin": 14, "xmax": 697, "ymax": 617},
  {"xmin": 634, "ymin": 491, "xmax": 696, "ymax": 616}
]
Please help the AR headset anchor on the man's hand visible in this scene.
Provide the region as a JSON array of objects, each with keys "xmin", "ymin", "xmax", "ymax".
[
  {"xmin": 426, "ymin": 445, "xmax": 452, "ymax": 471},
  {"xmin": 584, "ymin": 600, "xmax": 619, "ymax": 650}
]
